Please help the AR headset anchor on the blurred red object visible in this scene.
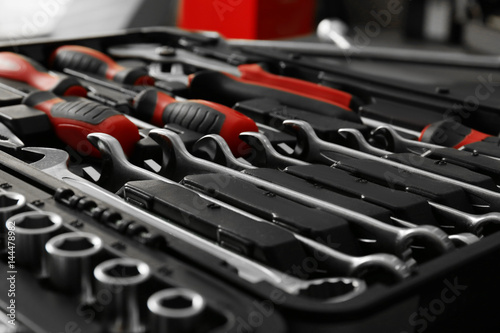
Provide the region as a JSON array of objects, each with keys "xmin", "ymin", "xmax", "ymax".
[{"xmin": 178, "ymin": 0, "xmax": 316, "ymax": 39}]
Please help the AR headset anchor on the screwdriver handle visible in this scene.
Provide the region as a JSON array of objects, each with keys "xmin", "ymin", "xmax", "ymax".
[
  {"xmin": 50, "ymin": 45, "xmax": 155, "ymax": 86},
  {"xmin": 0, "ymin": 52, "xmax": 87, "ymax": 97},
  {"xmin": 24, "ymin": 91, "xmax": 139, "ymax": 157},
  {"xmin": 188, "ymin": 71, "xmax": 362, "ymax": 124},
  {"xmin": 419, "ymin": 119, "xmax": 492, "ymax": 148},
  {"xmin": 134, "ymin": 89, "xmax": 258, "ymax": 155},
  {"xmin": 237, "ymin": 64, "xmax": 354, "ymax": 109}
]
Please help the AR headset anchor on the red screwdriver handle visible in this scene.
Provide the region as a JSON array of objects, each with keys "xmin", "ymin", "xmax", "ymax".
[
  {"xmin": 23, "ymin": 91, "xmax": 139, "ymax": 157},
  {"xmin": 134, "ymin": 89, "xmax": 258, "ymax": 155},
  {"xmin": 50, "ymin": 45, "xmax": 155, "ymax": 86},
  {"xmin": 237, "ymin": 64, "xmax": 353, "ymax": 109},
  {"xmin": 419, "ymin": 119, "xmax": 492, "ymax": 149},
  {"xmin": 0, "ymin": 52, "xmax": 87, "ymax": 97},
  {"xmin": 188, "ymin": 71, "xmax": 362, "ymax": 124}
]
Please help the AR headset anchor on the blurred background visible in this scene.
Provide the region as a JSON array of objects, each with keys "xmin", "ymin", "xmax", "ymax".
[{"xmin": 0, "ymin": 0, "xmax": 499, "ymax": 53}]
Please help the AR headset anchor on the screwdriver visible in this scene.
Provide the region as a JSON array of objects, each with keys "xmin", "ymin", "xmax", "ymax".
[
  {"xmin": 419, "ymin": 119, "xmax": 496, "ymax": 149},
  {"xmin": 50, "ymin": 45, "xmax": 155, "ymax": 86},
  {"xmin": 106, "ymin": 44, "xmax": 359, "ymax": 113},
  {"xmin": 0, "ymin": 82, "xmax": 140, "ymax": 158},
  {"xmin": 64, "ymin": 68, "xmax": 259, "ymax": 156},
  {"xmin": 0, "ymin": 52, "xmax": 88, "ymax": 97}
]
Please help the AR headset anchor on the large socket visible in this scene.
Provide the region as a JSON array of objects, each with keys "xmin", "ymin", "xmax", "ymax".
[
  {"xmin": 94, "ymin": 258, "xmax": 150, "ymax": 333},
  {"xmin": 6, "ymin": 211, "xmax": 63, "ymax": 275},
  {"xmin": 45, "ymin": 232, "xmax": 103, "ymax": 304},
  {"xmin": 0, "ymin": 191, "xmax": 26, "ymax": 231}
]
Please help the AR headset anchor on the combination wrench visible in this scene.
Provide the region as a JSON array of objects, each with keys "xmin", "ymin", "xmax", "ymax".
[
  {"xmin": 192, "ymin": 132, "xmax": 481, "ymax": 246},
  {"xmin": 24, "ymin": 143, "xmax": 412, "ymax": 282},
  {"xmin": 88, "ymin": 133, "xmax": 415, "ymax": 281},
  {"xmin": 282, "ymin": 120, "xmax": 500, "ymax": 212},
  {"xmin": 129, "ymin": 128, "xmax": 454, "ymax": 261},
  {"xmin": 16, "ymin": 146, "xmax": 370, "ymax": 298}
]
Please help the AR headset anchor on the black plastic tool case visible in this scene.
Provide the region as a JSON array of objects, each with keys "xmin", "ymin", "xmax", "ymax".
[{"xmin": 0, "ymin": 27, "xmax": 499, "ymax": 333}]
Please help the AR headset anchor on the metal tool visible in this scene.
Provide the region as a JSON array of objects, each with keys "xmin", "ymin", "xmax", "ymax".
[
  {"xmin": 7, "ymin": 211, "xmax": 63, "ymax": 275},
  {"xmin": 109, "ymin": 44, "xmax": 242, "ymax": 77},
  {"xmin": 0, "ymin": 122, "xmax": 24, "ymax": 150},
  {"xmin": 0, "ymin": 81, "xmax": 140, "ymax": 158},
  {"xmin": 21, "ymin": 144, "xmax": 368, "ymax": 300},
  {"xmin": 342, "ymin": 126, "xmax": 500, "ymax": 187},
  {"xmin": 192, "ymin": 134, "xmax": 255, "ymax": 171},
  {"xmin": 190, "ymin": 132, "xmax": 478, "ymax": 247},
  {"xmin": 147, "ymin": 288, "xmax": 206, "ymax": 333},
  {"xmin": 0, "ymin": 190, "xmax": 26, "ymax": 230},
  {"xmin": 94, "ymin": 258, "xmax": 150, "ymax": 333},
  {"xmin": 63, "ymin": 67, "xmax": 259, "ymax": 156},
  {"xmin": 87, "ymin": 133, "xmax": 414, "ymax": 281},
  {"xmin": 45, "ymin": 232, "xmax": 103, "ymax": 304},
  {"xmin": 429, "ymin": 201, "xmax": 500, "ymax": 236},
  {"xmin": 316, "ymin": 18, "xmax": 352, "ymax": 50},
  {"xmin": 238, "ymin": 131, "xmax": 309, "ymax": 169},
  {"xmin": 107, "ymin": 44, "xmax": 359, "ymax": 117},
  {"xmin": 390, "ymin": 217, "xmax": 480, "ymax": 248},
  {"xmin": 370, "ymin": 125, "xmax": 446, "ymax": 155},
  {"xmin": 142, "ymin": 129, "xmax": 454, "ymax": 260},
  {"xmin": 283, "ymin": 120, "xmax": 500, "ymax": 212},
  {"xmin": 227, "ymin": 37, "xmax": 500, "ymax": 70},
  {"xmin": 372, "ymin": 125, "xmax": 500, "ymax": 161}
]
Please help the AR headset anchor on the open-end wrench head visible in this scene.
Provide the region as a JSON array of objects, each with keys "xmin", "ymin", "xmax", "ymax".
[
  {"xmin": 0, "ymin": 122, "xmax": 24, "ymax": 150},
  {"xmin": 87, "ymin": 133, "xmax": 147, "ymax": 191},
  {"xmin": 148, "ymin": 129, "xmax": 185, "ymax": 181},
  {"xmin": 22, "ymin": 147, "xmax": 70, "ymax": 171},
  {"xmin": 87, "ymin": 133, "xmax": 130, "ymax": 172},
  {"xmin": 193, "ymin": 134, "xmax": 253, "ymax": 171},
  {"xmin": 338, "ymin": 128, "xmax": 388, "ymax": 157},
  {"xmin": 371, "ymin": 126, "xmax": 438, "ymax": 155},
  {"xmin": 149, "ymin": 128, "xmax": 223, "ymax": 181},
  {"xmin": 239, "ymin": 131, "xmax": 309, "ymax": 169},
  {"xmin": 282, "ymin": 120, "xmax": 320, "ymax": 159},
  {"xmin": 370, "ymin": 126, "xmax": 401, "ymax": 152}
]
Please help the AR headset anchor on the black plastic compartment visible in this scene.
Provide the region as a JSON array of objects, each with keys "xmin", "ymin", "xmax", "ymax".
[{"xmin": 0, "ymin": 28, "xmax": 499, "ymax": 333}]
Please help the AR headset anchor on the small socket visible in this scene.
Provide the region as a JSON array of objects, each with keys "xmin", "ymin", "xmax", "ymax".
[{"xmin": 148, "ymin": 288, "xmax": 206, "ymax": 333}]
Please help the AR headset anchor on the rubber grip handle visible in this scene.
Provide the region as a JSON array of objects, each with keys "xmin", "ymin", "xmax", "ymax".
[
  {"xmin": 419, "ymin": 119, "xmax": 492, "ymax": 149},
  {"xmin": 50, "ymin": 45, "xmax": 155, "ymax": 86},
  {"xmin": 188, "ymin": 71, "xmax": 362, "ymax": 124},
  {"xmin": 134, "ymin": 90, "xmax": 258, "ymax": 155},
  {"xmin": 23, "ymin": 91, "xmax": 139, "ymax": 157},
  {"xmin": 238, "ymin": 64, "xmax": 353, "ymax": 108},
  {"xmin": 0, "ymin": 52, "xmax": 87, "ymax": 97}
]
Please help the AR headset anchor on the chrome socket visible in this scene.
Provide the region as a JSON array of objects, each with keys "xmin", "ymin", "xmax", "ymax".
[
  {"xmin": 45, "ymin": 232, "xmax": 102, "ymax": 304},
  {"xmin": 94, "ymin": 258, "xmax": 150, "ymax": 333},
  {"xmin": 0, "ymin": 191, "xmax": 26, "ymax": 232},
  {"xmin": 6, "ymin": 211, "xmax": 62, "ymax": 275},
  {"xmin": 148, "ymin": 288, "xmax": 206, "ymax": 333}
]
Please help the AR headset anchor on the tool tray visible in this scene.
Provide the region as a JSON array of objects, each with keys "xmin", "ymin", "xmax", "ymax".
[{"xmin": 0, "ymin": 27, "xmax": 499, "ymax": 333}]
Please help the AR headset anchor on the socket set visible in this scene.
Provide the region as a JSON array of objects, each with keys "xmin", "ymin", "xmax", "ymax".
[{"xmin": 0, "ymin": 27, "xmax": 500, "ymax": 332}]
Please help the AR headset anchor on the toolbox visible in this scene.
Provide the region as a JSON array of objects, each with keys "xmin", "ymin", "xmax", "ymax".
[{"xmin": 0, "ymin": 27, "xmax": 500, "ymax": 333}]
